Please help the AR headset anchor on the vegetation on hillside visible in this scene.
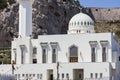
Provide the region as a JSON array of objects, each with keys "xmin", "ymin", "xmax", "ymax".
[
  {"xmin": 0, "ymin": 0, "xmax": 16, "ymax": 9},
  {"xmin": 0, "ymin": 0, "xmax": 7, "ymax": 9},
  {"xmin": 0, "ymin": 49, "xmax": 11, "ymax": 64},
  {"xmin": 95, "ymin": 21, "xmax": 120, "ymax": 39}
]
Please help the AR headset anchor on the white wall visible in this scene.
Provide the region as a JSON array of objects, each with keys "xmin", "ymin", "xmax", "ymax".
[
  {"xmin": 19, "ymin": 1, "xmax": 32, "ymax": 37},
  {"xmin": 9, "ymin": 33, "xmax": 120, "ymax": 80},
  {"xmin": 37, "ymin": 33, "xmax": 112, "ymax": 63},
  {"xmin": 0, "ymin": 63, "xmax": 111, "ymax": 80}
]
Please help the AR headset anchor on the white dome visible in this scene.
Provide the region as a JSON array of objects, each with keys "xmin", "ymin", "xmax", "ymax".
[{"xmin": 68, "ymin": 12, "xmax": 94, "ymax": 34}]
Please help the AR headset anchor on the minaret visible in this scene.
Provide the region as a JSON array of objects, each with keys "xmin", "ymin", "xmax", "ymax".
[{"xmin": 17, "ymin": 0, "xmax": 33, "ymax": 37}]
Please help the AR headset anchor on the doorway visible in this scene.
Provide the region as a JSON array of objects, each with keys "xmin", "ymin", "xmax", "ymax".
[
  {"xmin": 73, "ymin": 69, "xmax": 84, "ymax": 80},
  {"xmin": 47, "ymin": 69, "xmax": 53, "ymax": 80}
]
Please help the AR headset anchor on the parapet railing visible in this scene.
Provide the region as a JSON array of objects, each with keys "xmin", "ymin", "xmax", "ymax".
[{"xmin": 0, "ymin": 74, "xmax": 15, "ymax": 80}]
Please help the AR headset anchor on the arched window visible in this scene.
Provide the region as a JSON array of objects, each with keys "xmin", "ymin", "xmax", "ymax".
[
  {"xmin": 90, "ymin": 22, "xmax": 92, "ymax": 25},
  {"xmin": 91, "ymin": 47, "xmax": 96, "ymax": 62},
  {"xmin": 74, "ymin": 22, "xmax": 76, "ymax": 26},
  {"xmin": 102, "ymin": 47, "xmax": 107, "ymax": 62},
  {"xmin": 52, "ymin": 48, "xmax": 56, "ymax": 63},
  {"xmin": 84, "ymin": 21, "xmax": 86, "ymax": 25},
  {"xmin": 69, "ymin": 45, "xmax": 78, "ymax": 62},
  {"xmin": 72, "ymin": 22, "xmax": 73, "ymax": 26},
  {"xmin": 77, "ymin": 22, "xmax": 79, "ymax": 25},
  {"xmin": 81, "ymin": 22, "xmax": 83, "ymax": 25},
  {"xmin": 87, "ymin": 22, "xmax": 89, "ymax": 25},
  {"xmin": 69, "ymin": 23, "xmax": 71, "ymax": 26}
]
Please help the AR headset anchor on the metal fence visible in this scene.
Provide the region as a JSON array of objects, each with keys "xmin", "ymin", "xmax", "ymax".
[
  {"xmin": 0, "ymin": 76, "xmax": 113, "ymax": 80},
  {"xmin": 51, "ymin": 77, "xmax": 111, "ymax": 80},
  {"xmin": 0, "ymin": 74, "xmax": 15, "ymax": 80}
]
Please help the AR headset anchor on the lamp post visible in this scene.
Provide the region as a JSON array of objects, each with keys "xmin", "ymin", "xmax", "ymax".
[
  {"xmin": 11, "ymin": 60, "xmax": 15, "ymax": 75},
  {"xmin": 57, "ymin": 62, "xmax": 59, "ymax": 80}
]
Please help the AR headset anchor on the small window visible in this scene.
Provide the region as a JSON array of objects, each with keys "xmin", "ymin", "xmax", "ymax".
[
  {"xmin": 84, "ymin": 22, "xmax": 86, "ymax": 25},
  {"xmin": 119, "ymin": 56, "xmax": 120, "ymax": 61},
  {"xmin": 100, "ymin": 73, "xmax": 103, "ymax": 78},
  {"xmin": 40, "ymin": 74, "xmax": 42, "ymax": 79},
  {"xmin": 72, "ymin": 22, "xmax": 73, "ymax": 26},
  {"xmin": 42, "ymin": 49, "xmax": 47, "ymax": 63},
  {"xmin": 29, "ymin": 74, "xmax": 32, "ymax": 77},
  {"xmin": 58, "ymin": 73, "xmax": 60, "ymax": 78},
  {"xmin": 37, "ymin": 74, "xmax": 40, "ymax": 79},
  {"xmin": 91, "ymin": 47, "xmax": 96, "ymax": 62},
  {"xmin": 81, "ymin": 22, "xmax": 83, "ymax": 25},
  {"xmin": 33, "ymin": 47, "xmax": 37, "ymax": 54},
  {"xmin": 52, "ymin": 48, "xmax": 56, "ymax": 63},
  {"xmin": 15, "ymin": 74, "xmax": 17, "ymax": 79},
  {"xmin": 26, "ymin": 74, "xmax": 28, "ymax": 77},
  {"xmin": 77, "ymin": 22, "xmax": 79, "ymax": 25},
  {"xmin": 66, "ymin": 73, "xmax": 69, "ymax": 78},
  {"xmin": 33, "ymin": 59, "xmax": 37, "ymax": 64},
  {"xmin": 62, "ymin": 73, "xmax": 64, "ymax": 78},
  {"xmin": 90, "ymin": 73, "xmax": 93, "ymax": 78},
  {"xmin": 18, "ymin": 74, "xmax": 20, "ymax": 78},
  {"xmin": 22, "ymin": 74, "xmax": 25, "ymax": 77},
  {"xmin": 33, "ymin": 74, "xmax": 35, "ymax": 77},
  {"xmin": 87, "ymin": 22, "xmax": 89, "ymax": 25},
  {"xmin": 77, "ymin": 30, "xmax": 79, "ymax": 33},
  {"xmin": 74, "ymin": 22, "xmax": 76, "ymax": 26},
  {"xmin": 69, "ymin": 23, "xmax": 71, "ymax": 26},
  {"xmin": 95, "ymin": 73, "xmax": 98, "ymax": 78},
  {"xmin": 102, "ymin": 47, "xmax": 107, "ymax": 62},
  {"xmin": 96, "ymin": 9, "xmax": 98, "ymax": 11},
  {"xmin": 90, "ymin": 22, "xmax": 92, "ymax": 25}
]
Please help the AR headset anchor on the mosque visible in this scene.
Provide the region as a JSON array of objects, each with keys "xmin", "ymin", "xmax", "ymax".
[{"xmin": 0, "ymin": 0, "xmax": 120, "ymax": 80}]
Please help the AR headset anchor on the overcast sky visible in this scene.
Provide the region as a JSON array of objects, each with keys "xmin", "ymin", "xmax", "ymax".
[{"xmin": 79, "ymin": 0, "xmax": 120, "ymax": 8}]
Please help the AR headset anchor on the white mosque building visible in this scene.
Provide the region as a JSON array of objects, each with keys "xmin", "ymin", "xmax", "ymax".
[{"xmin": 0, "ymin": 0, "xmax": 120, "ymax": 80}]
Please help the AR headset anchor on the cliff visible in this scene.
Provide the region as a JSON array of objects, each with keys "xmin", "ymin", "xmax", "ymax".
[
  {"xmin": 0, "ymin": 0, "xmax": 80, "ymax": 47},
  {"xmin": 0, "ymin": 0, "xmax": 120, "ymax": 47}
]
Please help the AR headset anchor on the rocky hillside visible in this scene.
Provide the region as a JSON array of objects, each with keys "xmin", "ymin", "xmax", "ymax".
[
  {"xmin": 0, "ymin": 0, "xmax": 80, "ymax": 47},
  {"xmin": 85, "ymin": 8, "xmax": 120, "ymax": 39},
  {"xmin": 0, "ymin": 0, "xmax": 120, "ymax": 47}
]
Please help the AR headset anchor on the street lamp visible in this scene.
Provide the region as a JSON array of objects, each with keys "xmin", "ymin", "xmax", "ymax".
[
  {"xmin": 11, "ymin": 60, "xmax": 15, "ymax": 74},
  {"xmin": 57, "ymin": 62, "xmax": 59, "ymax": 80}
]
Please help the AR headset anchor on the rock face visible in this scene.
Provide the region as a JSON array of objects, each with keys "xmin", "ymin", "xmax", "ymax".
[
  {"xmin": 0, "ymin": 0, "xmax": 120, "ymax": 47},
  {"xmin": 32, "ymin": 0, "xmax": 80, "ymax": 37},
  {"xmin": 86, "ymin": 8, "xmax": 120, "ymax": 22},
  {"xmin": 0, "ymin": 0, "xmax": 80, "ymax": 47}
]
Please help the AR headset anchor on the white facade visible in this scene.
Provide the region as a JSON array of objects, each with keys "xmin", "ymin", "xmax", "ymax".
[
  {"xmin": 18, "ymin": 0, "xmax": 33, "ymax": 37},
  {"xmin": 9, "ymin": 33, "xmax": 120, "ymax": 80},
  {"xmin": 0, "ymin": 0, "xmax": 120, "ymax": 80}
]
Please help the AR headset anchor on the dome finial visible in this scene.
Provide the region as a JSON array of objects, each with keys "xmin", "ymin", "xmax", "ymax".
[{"xmin": 79, "ymin": 7, "xmax": 82, "ymax": 13}]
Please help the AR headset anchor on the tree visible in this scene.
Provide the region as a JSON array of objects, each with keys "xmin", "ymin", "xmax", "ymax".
[
  {"xmin": 8, "ymin": 0, "xmax": 16, "ymax": 5},
  {"xmin": 0, "ymin": 0, "xmax": 7, "ymax": 9}
]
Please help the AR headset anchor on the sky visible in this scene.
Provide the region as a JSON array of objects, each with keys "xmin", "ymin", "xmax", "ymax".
[{"xmin": 79, "ymin": 0, "xmax": 120, "ymax": 8}]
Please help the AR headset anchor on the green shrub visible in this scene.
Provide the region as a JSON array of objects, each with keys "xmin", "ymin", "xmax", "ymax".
[
  {"xmin": 8, "ymin": 0, "xmax": 16, "ymax": 5},
  {"xmin": 0, "ymin": 0, "xmax": 7, "ymax": 9},
  {"xmin": 115, "ymin": 30, "xmax": 120, "ymax": 39}
]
